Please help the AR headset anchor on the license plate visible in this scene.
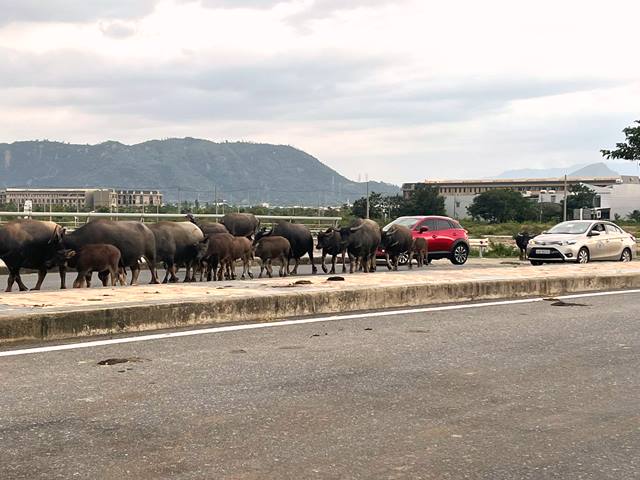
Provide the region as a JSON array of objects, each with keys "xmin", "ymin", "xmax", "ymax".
[{"xmin": 536, "ymin": 249, "xmax": 551, "ymax": 255}]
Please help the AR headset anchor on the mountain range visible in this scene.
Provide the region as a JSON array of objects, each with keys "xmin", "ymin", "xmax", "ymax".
[
  {"xmin": 495, "ymin": 161, "xmax": 639, "ymax": 179},
  {"xmin": 0, "ymin": 139, "xmax": 399, "ymax": 205}
]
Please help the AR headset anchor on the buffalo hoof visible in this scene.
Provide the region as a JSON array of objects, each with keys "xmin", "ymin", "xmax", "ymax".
[{"xmin": 321, "ymin": 266, "xmax": 328, "ymax": 274}]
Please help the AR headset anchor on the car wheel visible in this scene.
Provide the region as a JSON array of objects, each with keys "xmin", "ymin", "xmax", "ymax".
[
  {"xmin": 620, "ymin": 248, "xmax": 632, "ymax": 262},
  {"xmin": 450, "ymin": 243, "xmax": 469, "ymax": 265},
  {"xmin": 577, "ymin": 247, "xmax": 590, "ymax": 264},
  {"xmin": 397, "ymin": 252, "xmax": 409, "ymax": 266},
  {"xmin": 530, "ymin": 260, "xmax": 543, "ymax": 266}
]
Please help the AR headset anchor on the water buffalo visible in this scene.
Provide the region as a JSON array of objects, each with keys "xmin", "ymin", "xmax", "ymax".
[
  {"xmin": 381, "ymin": 224, "xmax": 413, "ymax": 270},
  {"xmin": 0, "ymin": 219, "xmax": 64, "ymax": 291},
  {"xmin": 60, "ymin": 220, "xmax": 159, "ymax": 286},
  {"xmin": 339, "ymin": 219, "xmax": 381, "ymax": 273},
  {"xmin": 185, "ymin": 213, "xmax": 228, "ymax": 235},
  {"xmin": 253, "ymin": 235, "xmax": 291, "ymax": 278},
  {"xmin": 316, "ymin": 227, "xmax": 346, "ymax": 274},
  {"xmin": 230, "ymin": 236, "xmax": 254, "ymax": 279},
  {"xmin": 198, "ymin": 232, "xmax": 235, "ymax": 281},
  {"xmin": 149, "ymin": 221, "xmax": 204, "ymax": 283},
  {"xmin": 220, "ymin": 213, "xmax": 260, "ymax": 238},
  {"xmin": 55, "ymin": 244, "xmax": 125, "ymax": 288},
  {"xmin": 514, "ymin": 232, "xmax": 533, "ymax": 260},
  {"xmin": 409, "ymin": 237, "xmax": 428, "ymax": 268},
  {"xmin": 255, "ymin": 221, "xmax": 316, "ymax": 275}
]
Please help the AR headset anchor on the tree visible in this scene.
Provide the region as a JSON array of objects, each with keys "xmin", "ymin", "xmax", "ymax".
[
  {"xmin": 467, "ymin": 189, "xmax": 536, "ymax": 223},
  {"xmin": 601, "ymin": 120, "xmax": 640, "ymax": 162},
  {"xmin": 563, "ymin": 184, "xmax": 596, "ymax": 212},
  {"xmin": 351, "ymin": 191, "xmax": 385, "ymax": 218},
  {"xmin": 400, "ymin": 186, "xmax": 445, "ymax": 216},
  {"xmin": 628, "ymin": 210, "xmax": 640, "ymax": 222}
]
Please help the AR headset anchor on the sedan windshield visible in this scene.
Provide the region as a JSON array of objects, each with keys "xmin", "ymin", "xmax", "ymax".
[
  {"xmin": 386, "ymin": 216, "xmax": 422, "ymax": 230},
  {"xmin": 547, "ymin": 221, "xmax": 591, "ymax": 235}
]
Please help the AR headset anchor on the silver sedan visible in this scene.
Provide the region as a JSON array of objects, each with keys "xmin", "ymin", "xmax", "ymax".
[{"xmin": 527, "ymin": 220, "xmax": 636, "ymax": 265}]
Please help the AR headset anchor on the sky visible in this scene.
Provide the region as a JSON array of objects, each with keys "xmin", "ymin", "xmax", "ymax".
[{"xmin": 1, "ymin": 0, "xmax": 639, "ymax": 185}]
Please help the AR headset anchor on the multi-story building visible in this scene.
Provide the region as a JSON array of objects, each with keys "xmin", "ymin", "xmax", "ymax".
[
  {"xmin": 0, "ymin": 187, "xmax": 164, "ymax": 210},
  {"xmin": 402, "ymin": 175, "xmax": 640, "ymax": 219}
]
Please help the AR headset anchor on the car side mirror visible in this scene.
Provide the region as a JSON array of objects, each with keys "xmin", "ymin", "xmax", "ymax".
[
  {"xmin": 588, "ymin": 231, "xmax": 600, "ymax": 237},
  {"xmin": 419, "ymin": 226, "xmax": 429, "ymax": 233}
]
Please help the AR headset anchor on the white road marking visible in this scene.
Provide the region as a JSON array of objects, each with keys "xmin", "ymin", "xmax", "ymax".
[{"xmin": 1, "ymin": 288, "xmax": 638, "ymax": 358}]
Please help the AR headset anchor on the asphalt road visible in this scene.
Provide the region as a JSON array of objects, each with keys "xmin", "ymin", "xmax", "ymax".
[
  {"xmin": 2, "ymin": 290, "xmax": 639, "ymax": 479},
  {"xmin": 0, "ymin": 257, "xmax": 524, "ymax": 292}
]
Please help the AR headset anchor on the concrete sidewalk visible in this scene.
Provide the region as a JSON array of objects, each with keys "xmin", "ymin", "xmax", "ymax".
[{"xmin": 1, "ymin": 262, "xmax": 639, "ymax": 345}]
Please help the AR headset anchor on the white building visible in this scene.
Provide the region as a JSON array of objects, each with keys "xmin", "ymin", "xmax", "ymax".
[{"xmin": 403, "ymin": 175, "xmax": 640, "ymax": 219}]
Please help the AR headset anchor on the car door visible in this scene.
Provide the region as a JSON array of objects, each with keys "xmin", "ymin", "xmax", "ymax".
[
  {"xmin": 433, "ymin": 218, "xmax": 456, "ymax": 253},
  {"xmin": 587, "ymin": 223, "xmax": 609, "ymax": 260},
  {"xmin": 415, "ymin": 218, "xmax": 440, "ymax": 252},
  {"xmin": 605, "ymin": 224, "xmax": 624, "ymax": 259}
]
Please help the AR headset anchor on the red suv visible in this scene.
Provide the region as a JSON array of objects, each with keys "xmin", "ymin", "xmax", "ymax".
[{"xmin": 377, "ymin": 215, "xmax": 470, "ymax": 265}]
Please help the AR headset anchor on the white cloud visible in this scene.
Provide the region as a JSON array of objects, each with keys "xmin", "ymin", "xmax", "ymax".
[{"xmin": 0, "ymin": 0, "xmax": 639, "ymax": 184}]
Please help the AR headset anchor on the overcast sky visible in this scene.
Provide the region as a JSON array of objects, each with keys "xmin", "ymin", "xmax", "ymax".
[{"xmin": 1, "ymin": 0, "xmax": 639, "ymax": 184}]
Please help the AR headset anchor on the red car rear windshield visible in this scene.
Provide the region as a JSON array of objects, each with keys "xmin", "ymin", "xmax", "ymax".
[{"xmin": 389, "ymin": 217, "xmax": 422, "ymax": 229}]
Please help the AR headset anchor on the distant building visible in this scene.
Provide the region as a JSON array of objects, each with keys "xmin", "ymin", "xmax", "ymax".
[
  {"xmin": 0, "ymin": 187, "xmax": 163, "ymax": 210},
  {"xmin": 403, "ymin": 175, "xmax": 640, "ymax": 219}
]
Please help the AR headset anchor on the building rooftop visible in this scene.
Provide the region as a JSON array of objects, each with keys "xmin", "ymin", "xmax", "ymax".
[{"xmin": 410, "ymin": 176, "xmax": 627, "ymax": 185}]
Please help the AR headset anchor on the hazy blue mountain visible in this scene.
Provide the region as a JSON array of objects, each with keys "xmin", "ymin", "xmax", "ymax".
[
  {"xmin": 0, "ymin": 139, "xmax": 399, "ymax": 205},
  {"xmin": 494, "ymin": 162, "xmax": 626, "ymax": 179}
]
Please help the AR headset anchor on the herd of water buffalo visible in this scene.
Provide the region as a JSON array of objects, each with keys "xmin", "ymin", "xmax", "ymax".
[{"xmin": 0, "ymin": 213, "xmax": 429, "ymax": 292}]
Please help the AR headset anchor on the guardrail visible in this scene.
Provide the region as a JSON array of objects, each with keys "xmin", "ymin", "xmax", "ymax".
[
  {"xmin": 0, "ymin": 211, "xmax": 342, "ymax": 230},
  {"xmin": 468, "ymin": 238, "xmax": 490, "ymax": 258}
]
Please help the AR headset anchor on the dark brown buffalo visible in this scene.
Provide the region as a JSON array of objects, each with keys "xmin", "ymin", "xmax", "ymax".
[
  {"xmin": 60, "ymin": 220, "xmax": 159, "ymax": 286},
  {"xmin": 57, "ymin": 244, "xmax": 125, "ymax": 288},
  {"xmin": 254, "ymin": 221, "xmax": 316, "ymax": 275},
  {"xmin": 316, "ymin": 227, "xmax": 346, "ymax": 274},
  {"xmin": 339, "ymin": 219, "xmax": 381, "ymax": 273},
  {"xmin": 149, "ymin": 221, "xmax": 204, "ymax": 283},
  {"xmin": 199, "ymin": 232, "xmax": 235, "ymax": 281},
  {"xmin": 185, "ymin": 214, "xmax": 228, "ymax": 235},
  {"xmin": 0, "ymin": 219, "xmax": 64, "ymax": 292},
  {"xmin": 381, "ymin": 224, "xmax": 413, "ymax": 270},
  {"xmin": 230, "ymin": 236, "xmax": 254, "ymax": 279},
  {"xmin": 220, "ymin": 213, "xmax": 260, "ymax": 238},
  {"xmin": 409, "ymin": 237, "xmax": 428, "ymax": 268},
  {"xmin": 253, "ymin": 236, "xmax": 291, "ymax": 278}
]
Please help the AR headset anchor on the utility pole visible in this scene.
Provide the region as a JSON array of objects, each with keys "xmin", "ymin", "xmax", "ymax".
[
  {"xmin": 214, "ymin": 185, "xmax": 218, "ymax": 215},
  {"xmin": 563, "ymin": 174, "xmax": 568, "ymax": 221},
  {"xmin": 365, "ymin": 174, "xmax": 370, "ymax": 219}
]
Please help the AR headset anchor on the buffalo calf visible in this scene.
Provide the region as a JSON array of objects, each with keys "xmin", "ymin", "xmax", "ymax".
[{"xmin": 253, "ymin": 236, "xmax": 291, "ymax": 278}]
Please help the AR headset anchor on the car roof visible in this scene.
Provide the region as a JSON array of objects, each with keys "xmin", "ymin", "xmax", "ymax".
[{"xmin": 397, "ymin": 215, "xmax": 456, "ymax": 221}]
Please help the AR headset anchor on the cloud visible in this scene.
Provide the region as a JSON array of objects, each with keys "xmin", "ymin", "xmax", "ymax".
[
  {"xmin": 99, "ymin": 21, "xmax": 137, "ymax": 39},
  {"xmin": 0, "ymin": 0, "xmax": 159, "ymax": 24}
]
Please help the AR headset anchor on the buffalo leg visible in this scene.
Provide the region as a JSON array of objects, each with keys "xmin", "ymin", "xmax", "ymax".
[
  {"xmin": 385, "ymin": 253, "xmax": 392, "ymax": 270},
  {"xmin": 59, "ymin": 265, "xmax": 67, "ymax": 289},
  {"xmin": 330, "ymin": 255, "xmax": 337, "ymax": 274},
  {"xmin": 341, "ymin": 251, "xmax": 347, "ymax": 273},
  {"xmin": 130, "ymin": 263, "xmax": 141, "ymax": 285},
  {"xmin": 320, "ymin": 252, "xmax": 328, "ymax": 274},
  {"xmin": 309, "ymin": 248, "xmax": 317, "ymax": 274},
  {"xmin": 291, "ymin": 257, "xmax": 299, "ymax": 275},
  {"xmin": 32, "ymin": 268, "xmax": 48, "ymax": 290},
  {"xmin": 267, "ymin": 259, "xmax": 273, "ymax": 278},
  {"xmin": 259, "ymin": 259, "xmax": 265, "ymax": 278},
  {"xmin": 6, "ymin": 267, "xmax": 19, "ymax": 292}
]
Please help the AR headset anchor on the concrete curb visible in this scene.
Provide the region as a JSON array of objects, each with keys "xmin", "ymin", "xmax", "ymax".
[{"xmin": 1, "ymin": 268, "xmax": 639, "ymax": 346}]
